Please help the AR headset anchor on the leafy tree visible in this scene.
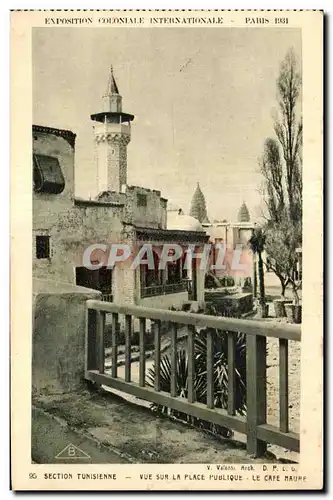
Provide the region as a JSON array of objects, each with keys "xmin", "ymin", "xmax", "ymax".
[
  {"xmin": 264, "ymin": 217, "xmax": 302, "ymax": 303},
  {"xmin": 274, "ymin": 49, "xmax": 303, "ymax": 225},
  {"xmin": 259, "ymin": 49, "xmax": 302, "ymax": 298},
  {"xmin": 260, "ymin": 138, "xmax": 285, "ymax": 224}
]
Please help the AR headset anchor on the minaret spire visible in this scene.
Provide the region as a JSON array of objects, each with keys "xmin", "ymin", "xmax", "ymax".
[
  {"xmin": 101, "ymin": 64, "xmax": 121, "ymax": 112},
  {"xmin": 106, "ymin": 64, "xmax": 119, "ymax": 96}
]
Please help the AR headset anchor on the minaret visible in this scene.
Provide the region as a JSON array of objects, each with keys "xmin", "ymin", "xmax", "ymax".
[{"xmin": 91, "ymin": 66, "xmax": 135, "ymax": 194}]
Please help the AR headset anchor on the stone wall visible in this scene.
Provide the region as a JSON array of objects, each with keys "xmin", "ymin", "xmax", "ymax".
[
  {"xmin": 33, "ymin": 128, "xmax": 127, "ymax": 289},
  {"xmin": 205, "ymin": 290, "xmax": 253, "ymax": 317},
  {"xmin": 139, "ymin": 291, "xmax": 189, "ymax": 310},
  {"xmin": 125, "ymin": 185, "xmax": 167, "ymax": 229},
  {"xmin": 33, "ymin": 200, "xmax": 125, "ymax": 286},
  {"xmin": 32, "ymin": 278, "xmax": 100, "ymax": 395}
]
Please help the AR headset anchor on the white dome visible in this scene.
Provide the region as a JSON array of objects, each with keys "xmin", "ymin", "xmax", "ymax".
[{"xmin": 167, "ymin": 211, "xmax": 205, "ymax": 232}]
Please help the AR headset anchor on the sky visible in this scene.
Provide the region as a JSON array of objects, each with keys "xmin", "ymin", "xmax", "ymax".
[{"xmin": 33, "ymin": 27, "xmax": 301, "ymax": 222}]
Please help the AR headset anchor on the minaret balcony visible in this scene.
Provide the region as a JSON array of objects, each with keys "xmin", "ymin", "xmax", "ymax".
[
  {"xmin": 93, "ymin": 121, "xmax": 131, "ymax": 138},
  {"xmin": 91, "ymin": 111, "xmax": 134, "ymax": 124}
]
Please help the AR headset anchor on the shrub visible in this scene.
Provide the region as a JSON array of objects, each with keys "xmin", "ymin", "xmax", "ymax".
[
  {"xmin": 205, "ymin": 272, "xmax": 221, "ymax": 289},
  {"xmin": 218, "ymin": 276, "xmax": 235, "ymax": 287},
  {"xmin": 226, "ymin": 276, "xmax": 235, "ymax": 287}
]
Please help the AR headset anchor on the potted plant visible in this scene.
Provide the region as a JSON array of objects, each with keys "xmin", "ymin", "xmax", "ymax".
[
  {"xmin": 273, "ymin": 294, "xmax": 293, "ymax": 318},
  {"xmin": 285, "ymin": 280, "xmax": 302, "ymax": 323}
]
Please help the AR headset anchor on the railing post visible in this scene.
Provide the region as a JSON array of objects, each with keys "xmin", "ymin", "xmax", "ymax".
[
  {"xmin": 125, "ymin": 315, "xmax": 132, "ymax": 382},
  {"xmin": 154, "ymin": 320, "xmax": 161, "ymax": 391},
  {"xmin": 187, "ymin": 325, "xmax": 195, "ymax": 403},
  {"xmin": 246, "ymin": 334, "xmax": 267, "ymax": 457},
  {"xmin": 97, "ymin": 311, "xmax": 106, "ymax": 374},
  {"xmin": 85, "ymin": 308, "xmax": 99, "ymax": 372},
  {"xmin": 206, "ymin": 329, "xmax": 214, "ymax": 409},
  {"xmin": 227, "ymin": 331, "xmax": 236, "ymax": 416},
  {"xmin": 279, "ymin": 338, "xmax": 289, "ymax": 433},
  {"xmin": 111, "ymin": 313, "xmax": 118, "ymax": 378},
  {"xmin": 139, "ymin": 318, "xmax": 146, "ymax": 387},
  {"xmin": 170, "ymin": 323, "xmax": 177, "ymax": 397}
]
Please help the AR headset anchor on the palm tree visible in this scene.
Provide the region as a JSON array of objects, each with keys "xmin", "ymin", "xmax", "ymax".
[{"xmin": 249, "ymin": 227, "xmax": 267, "ymax": 318}]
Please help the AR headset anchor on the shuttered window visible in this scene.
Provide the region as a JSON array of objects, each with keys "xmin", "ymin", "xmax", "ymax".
[{"xmin": 33, "ymin": 154, "xmax": 65, "ymax": 194}]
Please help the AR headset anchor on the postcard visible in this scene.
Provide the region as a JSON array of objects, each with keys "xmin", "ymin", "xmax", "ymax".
[{"xmin": 11, "ymin": 10, "xmax": 323, "ymax": 490}]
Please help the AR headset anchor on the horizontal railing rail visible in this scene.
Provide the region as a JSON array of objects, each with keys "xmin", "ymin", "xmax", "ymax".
[{"xmin": 85, "ymin": 300, "xmax": 301, "ymax": 457}]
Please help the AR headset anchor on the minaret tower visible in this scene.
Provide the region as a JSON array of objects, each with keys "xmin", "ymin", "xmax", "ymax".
[{"xmin": 91, "ymin": 66, "xmax": 135, "ymax": 194}]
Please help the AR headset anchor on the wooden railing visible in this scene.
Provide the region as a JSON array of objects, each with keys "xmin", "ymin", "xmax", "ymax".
[
  {"xmin": 85, "ymin": 300, "xmax": 301, "ymax": 457},
  {"xmin": 141, "ymin": 281, "xmax": 188, "ymax": 298}
]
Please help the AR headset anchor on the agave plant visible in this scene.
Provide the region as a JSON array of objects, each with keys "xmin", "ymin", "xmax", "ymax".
[
  {"xmin": 194, "ymin": 328, "xmax": 247, "ymax": 416},
  {"xmin": 146, "ymin": 349, "xmax": 205, "ymax": 423},
  {"xmin": 146, "ymin": 325, "xmax": 247, "ymax": 437}
]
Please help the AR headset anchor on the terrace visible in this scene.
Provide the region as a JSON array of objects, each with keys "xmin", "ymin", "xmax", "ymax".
[{"xmin": 32, "ymin": 279, "xmax": 301, "ymax": 464}]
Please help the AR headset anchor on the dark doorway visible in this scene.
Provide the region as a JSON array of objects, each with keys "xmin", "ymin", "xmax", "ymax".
[{"xmin": 75, "ymin": 266, "xmax": 112, "ymax": 296}]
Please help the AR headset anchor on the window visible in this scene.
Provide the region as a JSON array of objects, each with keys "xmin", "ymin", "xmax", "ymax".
[
  {"xmin": 36, "ymin": 235, "xmax": 50, "ymax": 259},
  {"xmin": 33, "ymin": 154, "xmax": 65, "ymax": 194},
  {"xmin": 137, "ymin": 193, "xmax": 147, "ymax": 207}
]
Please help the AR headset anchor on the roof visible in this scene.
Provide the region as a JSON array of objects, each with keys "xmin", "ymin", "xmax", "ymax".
[
  {"xmin": 135, "ymin": 226, "xmax": 209, "ymax": 244},
  {"xmin": 74, "ymin": 198, "xmax": 124, "ymax": 208},
  {"xmin": 90, "ymin": 112, "xmax": 135, "ymax": 123},
  {"xmin": 104, "ymin": 66, "xmax": 119, "ymax": 96},
  {"xmin": 109, "ymin": 67, "xmax": 119, "ymax": 94},
  {"xmin": 32, "ymin": 125, "xmax": 76, "ymax": 148}
]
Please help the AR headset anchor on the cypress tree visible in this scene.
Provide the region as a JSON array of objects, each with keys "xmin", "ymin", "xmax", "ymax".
[{"xmin": 189, "ymin": 183, "xmax": 210, "ymax": 224}]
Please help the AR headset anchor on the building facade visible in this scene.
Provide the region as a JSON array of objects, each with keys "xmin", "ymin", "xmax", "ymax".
[
  {"xmin": 188, "ymin": 186, "xmax": 255, "ymax": 286},
  {"xmin": 33, "ymin": 68, "xmax": 208, "ymax": 310}
]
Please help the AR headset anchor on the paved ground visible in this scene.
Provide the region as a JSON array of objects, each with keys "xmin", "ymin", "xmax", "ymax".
[
  {"xmin": 33, "ymin": 391, "xmax": 295, "ymax": 465},
  {"xmin": 32, "ymin": 406, "xmax": 129, "ymax": 464}
]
